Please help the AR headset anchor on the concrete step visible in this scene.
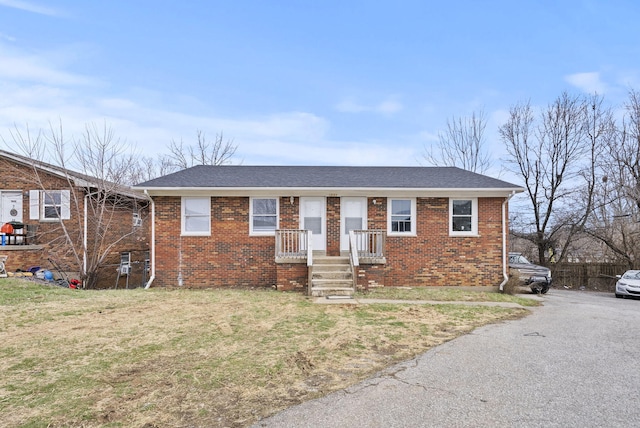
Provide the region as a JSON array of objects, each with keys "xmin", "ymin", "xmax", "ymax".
[
  {"xmin": 310, "ymin": 286, "xmax": 355, "ymax": 297},
  {"xmin": 312, "ymin": 264, "xmax": 351, "ymax": 272},
  {"xmin": 313, "ymin": 256, "xmax": 350, "ymax": 264},
  {"xmin": 312, "ymin": 271, "xmax": 352, "ymax": 280},
  {"xmin": 312, "ymin": 278, "xmax": 354, "ymax": 287},
  {"xmin": 309, "ymin": 256, "xmax": 354, "ymax": 297}
]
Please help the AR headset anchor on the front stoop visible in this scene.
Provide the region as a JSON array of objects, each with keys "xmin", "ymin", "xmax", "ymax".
[{"xmin": 310, "ymin": 256, "xmax": 354, "ymax": 297}]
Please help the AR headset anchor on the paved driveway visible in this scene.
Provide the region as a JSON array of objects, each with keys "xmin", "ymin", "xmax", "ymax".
[{"xmin": 254, "ymin": 290, "xmax": 640, "ymax": 427}]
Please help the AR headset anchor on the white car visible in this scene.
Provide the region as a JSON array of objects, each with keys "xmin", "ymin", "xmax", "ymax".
[{"xmin": 615, "ymin": 270, "xmax": 640, "ymax": 299}]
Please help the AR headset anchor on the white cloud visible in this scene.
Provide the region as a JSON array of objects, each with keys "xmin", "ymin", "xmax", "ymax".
[
  {"xmin": 0, "ymin": 41, "xmax": 421, "ymax": 167},
  {"xmin": 335, "ymin": 97, "xmax": 367, "ymax": 113},
  {"xmin": 376, "ymin": 99, "xmax": 403, "ymax": 114},
  {"xmin": 0, "ymin": 33, "xmax": 16, "ymax": 42},
  {"xmin": 0, "ymin": 0, "xmax": 60, "ymax": 16},
  {"xmin": 237, "ymin": 138, "xmax": 416, "ymax": 166},
  {"xmin": 565, "ymin": 72, "xmax": 607, "ymax": 94},
  {"xmin": 0, "ymin": 46, "xmax": 97, "ymax": 86},
  {"xmin": 417, "ymin": 130, "xmax": 438, "ymax": 143},
  {"xmin": 335, "ymin": 96, "xmax": 403, "ymax": 115}
]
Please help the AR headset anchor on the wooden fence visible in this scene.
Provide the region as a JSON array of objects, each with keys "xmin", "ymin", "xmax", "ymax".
[{"xmin": 550, "ymin": 262, "xmax": 628, "ymax": 291}]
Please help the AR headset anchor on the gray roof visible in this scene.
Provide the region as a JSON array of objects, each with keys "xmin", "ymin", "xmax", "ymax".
[{"xmin": 135, "ymin": 165, "xmax": 521, "ymax": 191}]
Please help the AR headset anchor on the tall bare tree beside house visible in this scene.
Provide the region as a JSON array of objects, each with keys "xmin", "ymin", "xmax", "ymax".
[
  {"xmin": 584, "ymin": 89, "xmax": 640, "ymax": 267},
  {"xmin": 499, "ymin": 92, "xmax": 600, "ymax": 266},
  {"xmin": 2, "ymin": 122, "xmax": 149, "ymax": 288},
  {"xmin": 424, "ymin": 110, "xmax": 492, "ymax": 174}
]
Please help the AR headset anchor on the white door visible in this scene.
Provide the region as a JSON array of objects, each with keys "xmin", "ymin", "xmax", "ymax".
[
  {"xmin": 1, "ymin": 192, "xmax": 23, "ymax": 223},
  {"xmin": 340, "ymin": 197, "xmax": 367, "ymax": 252},
  {"xmin": 300, "ymin": 197, "xmax": 326, "ymax": 252}
]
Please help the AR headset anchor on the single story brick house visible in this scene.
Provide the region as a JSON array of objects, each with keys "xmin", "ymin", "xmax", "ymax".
[
  {"xmin": 134, "ymin": 165, "xmax": 523, "ymax": 294},
  {"xmin": 0, "ymin": 150, "xmax": 150, "ymax": 288}
]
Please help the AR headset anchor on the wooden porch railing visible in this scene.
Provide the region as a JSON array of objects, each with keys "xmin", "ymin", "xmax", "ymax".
[
  {"xmin": 348, "ymin": 231, "xmax": 360, "ymax": 290},
  {"xmin": 275, "ymin": 229, "xmax": 313, "ymax": 295},
  {"xmin": 351, "ymin": 229, "xmax": 386, "ymax": 258},
  {"xmin": 275, "ymin": 229, "xmax": 312, "ymax": 260}
]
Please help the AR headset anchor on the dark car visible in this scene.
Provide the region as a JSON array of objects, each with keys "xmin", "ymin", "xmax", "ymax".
[{"xmin": 508, "ymin": 252, "xmax": 552, "ymax": 294}]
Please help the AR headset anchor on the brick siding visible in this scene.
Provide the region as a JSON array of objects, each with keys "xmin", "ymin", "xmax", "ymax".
[
  {"xmin": 153, "ymin": 196, "xmax": 276, "ymax": 288},
  {"xmin": 0, "ymin": 157, "xmax": 149, "ymax": 287},
  {"xmin": 150, "ymin": 195, "xmax": 507, "ymax": 289}
]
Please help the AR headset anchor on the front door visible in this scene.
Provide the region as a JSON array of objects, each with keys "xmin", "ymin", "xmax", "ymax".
[
  {"xmin": 300, "ymin": 197, "xmax": 326, "ymax": 252},
  {"xmin": 1, "ymin": 192, "xmax": 23, "ymax": 223},
  {"xmin": 340, "ymin": 197, "xmax": 367, "ymax": 252}
]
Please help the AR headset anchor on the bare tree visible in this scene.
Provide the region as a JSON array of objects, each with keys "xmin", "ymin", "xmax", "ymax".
[
  {"xmin": 2, "ymin": 121, "xmax": 149, "ymax": 288},
  {"xmin": 583, "ymin": 89, "xmax": 640, "ymax": 267},
  {"xmin": 500, "ymin": 92, "xmax": 599, "ymax": 265},
  {"xmin": 166, "ymin": 130, "xmax": 236, "ymax": 170},
  {"xmin": 424, "ymin": 110, "xmax": 492, "ymax": 173},
  {"xmin": 126, "ymin": 155, "xmax": 174, "ymax": 185}
]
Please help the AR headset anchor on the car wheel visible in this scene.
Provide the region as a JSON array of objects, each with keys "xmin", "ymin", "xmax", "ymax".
[
  {"xmin": 540, "ymin": 284, "xmax": 550, "ymax": 294},
  {"xmin": 530, "ymin": 285, "xmax": 541, "ymax": 294},
  {"xmin": 615, "ymin": 293, "xmax": 623, "ymax": 299}
]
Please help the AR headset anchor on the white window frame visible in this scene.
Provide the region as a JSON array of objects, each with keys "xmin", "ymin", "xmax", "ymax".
[
  {"xmin": 387, "ymin": 198, "xmax": 416, "ymax": 236},
  {"xmin": 181, "ymin": 196, "xmax": 211, "ymax": 236},
  {"xmin": 449, "ymin": 198, "xmax": 478, "ymax": 236},
  {"xmin": 29, "ymin": 190, "xmax": 71, "ymax": 221},
  {"xmin": 250, "ymin": 197, "xmax": 279, "ymax": 236}
]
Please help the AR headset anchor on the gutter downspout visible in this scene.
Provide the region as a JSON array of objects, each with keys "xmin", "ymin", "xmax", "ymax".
[
  {"xmin": 144, "ymin": 190, "xmax": 156, "ymax": 289},
  {"xmin": 499, "ymin": 191, "xmax": 516, "ymax": 291},
  {"xmin": 83, "ymin": 194, "xmax": 88, "ymax": 279}
]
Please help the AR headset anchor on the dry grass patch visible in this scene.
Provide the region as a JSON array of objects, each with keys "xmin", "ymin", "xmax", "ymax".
[
  {"xmin": 0, "ymin": 280, "xmax": 531, "ymax": 427},
  {"xmin": 357, "ymin": 285, "xmax": 540, "ymax": 306}
]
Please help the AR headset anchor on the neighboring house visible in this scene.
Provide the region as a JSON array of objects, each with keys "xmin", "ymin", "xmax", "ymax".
[
  {"xmin": 0, "ymin": 150, "xmax": 150, "ymax": 288},
  {"xmin": 134, "ymin": 166, "xmax": 523, "ymax": 294}
]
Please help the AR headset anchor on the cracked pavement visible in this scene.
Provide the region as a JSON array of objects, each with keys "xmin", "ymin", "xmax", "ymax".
[{"xmin": 253, "ymin": 290, "xmax": 640, "ymax": 427}]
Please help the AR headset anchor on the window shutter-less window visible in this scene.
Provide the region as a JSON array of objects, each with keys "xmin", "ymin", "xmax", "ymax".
[
  {"xmin": 29, "ymin": 190, "xmax": 40, "ymax": 220},
  {"xmin": 61, "ymin": 190, "xmax": 71, "ymax": 220}
]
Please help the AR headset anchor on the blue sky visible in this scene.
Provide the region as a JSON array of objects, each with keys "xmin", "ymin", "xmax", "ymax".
[{"xmin": 0, "ymin": 0, "xmax": 639, "ymax": 172}]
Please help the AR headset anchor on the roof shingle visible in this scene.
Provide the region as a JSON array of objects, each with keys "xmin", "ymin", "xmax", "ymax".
[{"xmin": 135, "ymin": 165, "xmax": 520, "ymax": 190}]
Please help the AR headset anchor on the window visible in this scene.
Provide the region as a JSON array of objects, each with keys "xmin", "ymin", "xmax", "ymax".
[
  {"xmin": 251, "ymin": 197, "xmax": 278, "ymax": 235},
  {"xmin": 181, "ymin": 197, "xmax": 210, "ymax": 235},
  {"xmin": 44, "ymin": 192, "xmax": 62, "ymax": 219},
  {"xmin": 450, "ymin": 198, "xmax": 478, "ymax": 236},
  {"xmin": 388, "ymin": 198, "xmax": 415, "ymax": 235},
  {"xmin": 29, "ymin": 190, "xmax": 71, "ymax": 221}
]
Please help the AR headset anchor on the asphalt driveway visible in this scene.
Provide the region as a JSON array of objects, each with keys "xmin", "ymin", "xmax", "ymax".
[{"xmin": 254, "ymin": 290, "xmax": 640, "ymax": 427}]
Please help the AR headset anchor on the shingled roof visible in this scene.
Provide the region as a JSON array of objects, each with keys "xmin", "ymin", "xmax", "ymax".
[
  {"xmin": 135, "ymin": 165, "xmax": 521, "ymax": 192},
  {"xmin": 0, "ymin": 149, "xmax": 147, "ymax": 200}
]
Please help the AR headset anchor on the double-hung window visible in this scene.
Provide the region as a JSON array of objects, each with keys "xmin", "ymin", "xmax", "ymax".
[
  {"xmin": 450, "ymin": 198, "xmax": 478, "ymax": 236},
  {"xmin": 388, "ymin": 198, "xmax": 416, "ymax": 235},
  {"xmin": 181, "ymin": 197, "xmax": 211, "ymax": 236},
  {"xmin": 250, "ymin": 197, "xmax": 278, "ymax": 235},
  {"xmin": 29, "ymin": 190, "xmax": 71, "ymax": 221}
]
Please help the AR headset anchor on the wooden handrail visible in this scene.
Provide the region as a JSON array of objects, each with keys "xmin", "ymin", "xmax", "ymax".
[
  {"xmin": 351, "ymin": 230, "xmax": 386, "ymax": 258},
  {"xmin": 275, "ymin": 229, "xmax": 310, "ymax": 259},
  {"xmin": 349, "ymin": 231, "xmax": 359, "ymax": 291}
]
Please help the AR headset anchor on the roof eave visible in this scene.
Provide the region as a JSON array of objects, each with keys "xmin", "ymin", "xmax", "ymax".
[{"xmin": 134, "ymin": 186, "xmax": 525, "ymax": 198}]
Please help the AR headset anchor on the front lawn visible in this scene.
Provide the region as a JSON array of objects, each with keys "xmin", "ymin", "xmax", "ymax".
[{"xmin": 0, "ymin": 280, "xmax": 534, "ymax": 427}]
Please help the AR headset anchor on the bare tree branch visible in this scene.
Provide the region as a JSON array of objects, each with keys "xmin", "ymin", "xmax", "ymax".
[
  {"xmin": 166, "ymin": 130, "xmax": 237, "ymax": 171},
  {"xmin": 424, "ymin": 110, "xmax": 492, "ymax": 173}
]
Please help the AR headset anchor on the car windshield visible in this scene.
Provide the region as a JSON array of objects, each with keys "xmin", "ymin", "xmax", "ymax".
[
  {"xmin": 622, "ymin": 270, "xmax": 640, "ymax": 279},
  {"xmin": 510, "ymin": 255, "xmax": 530, "ymax": 264}
]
